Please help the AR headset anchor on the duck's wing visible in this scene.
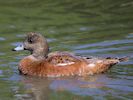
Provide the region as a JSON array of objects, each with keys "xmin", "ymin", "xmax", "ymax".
[{"xmin": 47, "ymin": 51, "xmax": 81, "ymax": 66}]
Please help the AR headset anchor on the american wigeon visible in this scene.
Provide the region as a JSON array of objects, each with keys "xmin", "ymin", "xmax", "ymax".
[{"xmin": 12, "ymin": 32, "xmax": 128, "ymax": 77}]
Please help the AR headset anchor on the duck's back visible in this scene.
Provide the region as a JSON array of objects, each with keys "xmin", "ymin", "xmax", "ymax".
[{"xmin": 47, "ymin": 51, "xmax": 82, "ymax": 66}]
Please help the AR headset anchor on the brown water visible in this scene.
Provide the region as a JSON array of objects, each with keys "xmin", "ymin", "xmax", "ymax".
[{"xmin": 0, "ymin": 0, "xmax": 133, "ymax": 100}]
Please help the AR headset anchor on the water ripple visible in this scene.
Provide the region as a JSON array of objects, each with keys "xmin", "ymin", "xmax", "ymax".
[
  {"xmin": 75, "ymin": 46, "xmax": 133, "ymax": 54},
  {"xmin": 75, "ymin": 39, "xmax": 133, "ymax": 49},
  {"xmin": 0, "ymin": 37, "xmax": 6, "ymax": 41}
]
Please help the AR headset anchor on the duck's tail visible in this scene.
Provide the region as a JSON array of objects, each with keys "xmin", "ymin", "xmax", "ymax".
[
  {"xmin": 104, "ymin": 56, "xmax": 129, "ymax": 67},
  {"xmin": 83, "ymin": 56, "xmax": 129, "ymax": 75},
  {"xmin": 118, "ymin": 57, "xmax": 129, "ymax": 62},
  {"xmin": 100, "ymin": 56, "xmax": 129, "ymax": 73}
]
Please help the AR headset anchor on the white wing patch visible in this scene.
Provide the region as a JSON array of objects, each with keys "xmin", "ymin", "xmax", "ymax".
[
  {"xmin": 56, "ymin": 62, "xmax": 75, "ymax": 66},
  {"xmin": 87, "ymin": 63, "xmax": 96, "ymax": 68},
  {"xmin": 97, "ymin": 60, "xmax": 103, "ymax": 63}
]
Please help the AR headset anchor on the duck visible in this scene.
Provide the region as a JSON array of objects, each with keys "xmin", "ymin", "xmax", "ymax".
[{"xmin": 12, "ymin": 32, "xmax": 128, "ymax": 77}]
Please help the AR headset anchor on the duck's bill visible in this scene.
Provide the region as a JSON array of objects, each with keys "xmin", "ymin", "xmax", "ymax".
[{"xmin": 12, "ymin": 44, "xmax": 24, "ymax": 51}]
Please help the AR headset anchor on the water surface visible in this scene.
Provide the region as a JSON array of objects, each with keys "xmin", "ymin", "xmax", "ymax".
[{"xmin": 0, "ymin": 0, "xmax": 133, "ymax": 100}]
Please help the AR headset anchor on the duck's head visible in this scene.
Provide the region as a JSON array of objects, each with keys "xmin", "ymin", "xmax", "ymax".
[{"xmin": 13, "ymin": 32, "xmax": 49, "ymax": 59}]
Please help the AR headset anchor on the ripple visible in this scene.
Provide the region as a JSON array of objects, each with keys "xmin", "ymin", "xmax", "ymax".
[
  {"xmin": 0, "ymin": 52, "xmax": 5, "ymax": 55},
  {"xmin": 0, "ymin": 70, "xmax": 3, "ymax": 76},
  {"xmin": 16, "ymin": 34, "xmax": 25, "ymax": 38},
  {"xmin": 47, "ymin": 38, "xmax": 57, "ymax": 42},
  {"xmin": 107, "ymin": 84, "xmax": 133, "ymax": 92},
  {"xmin": 75, "ymin": 39, "xmax": 133, "ymax": 49},
  {"xmin": 79, "ymin": 27, "xmax": 92, "ymax": 31},
  {"xmin": 126, "ymin": 33, "xmax": 133, "ymax": 38},
  {"xmin": 75, "ymin": 46, "xmax": 133, "ymax": 54},
  {"xmin": 10, "ymin": 42, "xmax": 23, "ymax": 46},
  {"xmin": 0, "ymin": 37, "xmax": 6, "ymax": 41}
]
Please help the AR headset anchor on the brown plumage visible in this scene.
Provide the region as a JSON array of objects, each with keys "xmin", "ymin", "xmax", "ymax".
[{"xmin": 13, "ymin": 32, "xmax": 128, "ymax": 77}]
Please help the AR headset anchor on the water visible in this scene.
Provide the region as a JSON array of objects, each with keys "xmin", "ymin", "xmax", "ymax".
[{"xmin": 0, "ymin": 0, "xmax": 133, "ymax": 100}]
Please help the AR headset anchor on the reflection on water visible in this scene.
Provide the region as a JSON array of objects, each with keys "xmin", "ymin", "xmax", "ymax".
[
  {"xmin": 12, "ymin": 74, "xmax": 133, "ymax": 100},
  {"xmin": 0, "ymin": 0, "xmax": 133, "ymax": 100}
]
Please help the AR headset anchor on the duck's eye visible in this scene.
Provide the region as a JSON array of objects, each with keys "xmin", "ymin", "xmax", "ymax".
[
  {"xmin": 28, "ymin": 38, "xmax": 34, "ymax": 43},
  {"xmin": 27, "ymin": 34, "xmax": 38, "ymax": 44}
]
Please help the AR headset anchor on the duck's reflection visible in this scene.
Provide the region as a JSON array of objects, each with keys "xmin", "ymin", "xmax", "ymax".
[{"xmin": 18, "ymin": 74, "xmax": 110, "ymax": 100}]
